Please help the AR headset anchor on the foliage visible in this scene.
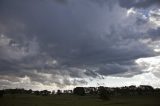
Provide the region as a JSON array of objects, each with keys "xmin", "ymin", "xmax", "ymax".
[
  {"xmin": 98, "ymin": 86, "xmax": 109, "ymax": 100},
  {"xmin": 73, "ymin": 87, "xmax": 86, "ymax": 96},
  {"xmin": 57, "ymin": 90, "xmax": 62, "ymax": 95},
  {"xmin": 0, "ymin": 85, "xmax": 160, "ymax": 97}
]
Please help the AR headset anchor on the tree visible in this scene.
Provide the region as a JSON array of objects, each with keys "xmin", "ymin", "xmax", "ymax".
[
  {"xmin": 56, "ymin": 90, "xmax": 62, "ymax": 95},
  {"xmin": 98, "ymin": 86, "xmax": 109, "ymax": 100},
  {"xmin": 73, "ymin": 87, "xmax": 85, "ymax": 96},
  {"xmin": 52, "ymin": 90, "xmax": 55, "ymax": 95},
  {"xmin": 34, "ymin": 91, "xmax": 40, "ymax": 95},
  {"xmin": 40, "ymin": 90, "xmax": 51, "ymax": 96},
  {"xmin": 28, "ymin": 89, "xmax": 33, "ymax": 94},
  {"xmin": 89, "ymin": 87, "xmax": 98, "ymax": 95}
]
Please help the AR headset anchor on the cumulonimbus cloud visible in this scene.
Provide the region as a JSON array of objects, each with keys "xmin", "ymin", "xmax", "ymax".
[{"xmin": 0, "ymin": 0, "xmax": 160, "ymax": 89}]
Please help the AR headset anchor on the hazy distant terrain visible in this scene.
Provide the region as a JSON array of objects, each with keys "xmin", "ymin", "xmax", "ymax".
[{"xmin": 0, "ymin": 94, "xmax": 160, "ymax": 106}]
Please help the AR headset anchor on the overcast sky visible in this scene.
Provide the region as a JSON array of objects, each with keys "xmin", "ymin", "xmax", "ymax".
[{"xmin": 0, "ymin": 0, "xmax": 160, "ymax": 90}]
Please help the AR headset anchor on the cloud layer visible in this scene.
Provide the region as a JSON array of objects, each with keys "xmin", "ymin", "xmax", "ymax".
[{"xmin": 0, "ymin": 0, "xmax": 160, "ymax": 90}]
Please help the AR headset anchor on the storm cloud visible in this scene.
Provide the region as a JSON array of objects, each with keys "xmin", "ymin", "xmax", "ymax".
[
  {"xmin": 0, "ymin": 0, "xmax": 160, "ymax": 90},
  {"xmin": 119, "ymin": 0, "xmax": 160, "ymax": 8}
]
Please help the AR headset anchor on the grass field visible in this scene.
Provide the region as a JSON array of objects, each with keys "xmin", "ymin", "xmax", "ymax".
[{"xmin": 0, "ymin": 94, "xmax": 160, "ymax": 106}]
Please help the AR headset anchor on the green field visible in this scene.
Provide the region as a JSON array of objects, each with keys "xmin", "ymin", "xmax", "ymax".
[{"xmin": 0, "ymin": 94, "xmax": 160, "ymax": 106}]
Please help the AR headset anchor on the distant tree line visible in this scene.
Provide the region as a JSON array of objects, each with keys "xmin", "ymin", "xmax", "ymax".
[
  {"xmin": 0, "ymin": 85, "xmax": 160, "ymax": 100},
  {"xmin": 73, "ymin": 85, "xmax": 160, "ymax": 97}
]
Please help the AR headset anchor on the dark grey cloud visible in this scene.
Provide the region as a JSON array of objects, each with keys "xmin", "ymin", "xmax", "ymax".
[
  {"xmin": 119, "ymin": 0, "xmax": 160, "ymax": 8},
  {"xmin": 0, "ymin": 0, "xmax": 160, "ymax": 89},
  {"xmin": 97, "ymin": 61, "xmax": 144, "ymax": 77},
  {"xmin": 148, "ymin": 28, "xmax": 160, "ymax": 40}
]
